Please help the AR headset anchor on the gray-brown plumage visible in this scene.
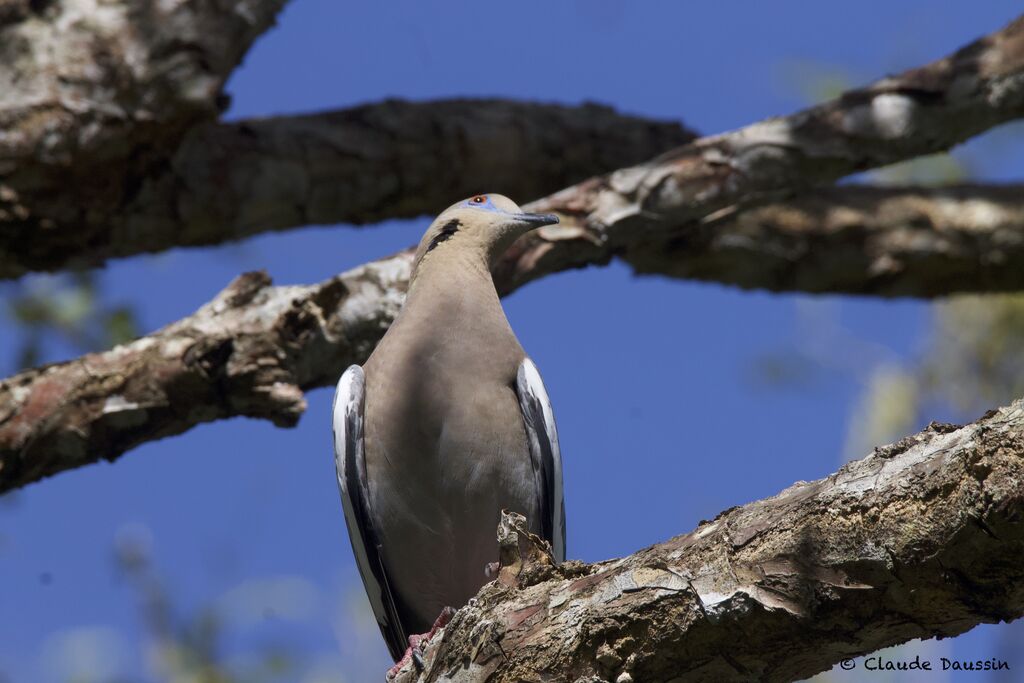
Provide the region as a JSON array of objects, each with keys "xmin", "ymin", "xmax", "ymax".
[{"xmin": 332, "ymin": 194, "xmax": 565, "ymax": 662}]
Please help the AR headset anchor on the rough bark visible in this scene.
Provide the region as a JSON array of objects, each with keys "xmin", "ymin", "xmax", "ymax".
[
  {"xmin": 0, "ymin": 99, "xmax": 695, "ymax": 278},
  {"xmin": 620, "ymin": 183, "xmax": 1024, "ymax": 297},
  {"xmin": 6, "ymin": 180, "xmax": 1024, "ymax": 492},
  {"xmin": 4, "ymin": 13, "xmax": 1024, "ymax": 282},
  {"xmin": 500, "ymin": 14, "xmax": 1024, "ymax": 297},
  {"xmin": 392, "ymin": 402, "xmax": 1024, "ymax": 682},
  {"xmin": 0, "ymin": 266, "xmax": 401, "ymax": 491},
  {"xmin": 0, "ymin": 0, "xmax": 288, "ymax": 271},
  {"xmin": 5, "ymin": 17, "xmax": 1024, "ymax": 490}
]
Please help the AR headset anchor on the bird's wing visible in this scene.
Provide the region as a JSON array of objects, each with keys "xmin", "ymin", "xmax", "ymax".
[
  {"xmin": 332, "ymin": 365, "xmax": 407, "ymax": 661},
  {"xmin": 515, "ymin": 357, "xmax": 566, "ymax": 563}
]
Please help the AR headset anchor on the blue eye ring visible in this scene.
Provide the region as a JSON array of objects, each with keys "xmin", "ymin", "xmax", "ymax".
[{"xmin": 463, "ymin": 195, "xmax": 497, "ymax": 211}]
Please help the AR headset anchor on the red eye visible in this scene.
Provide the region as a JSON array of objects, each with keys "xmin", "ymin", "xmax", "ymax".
[{"xmin": 471, "ymin": 195, "xmax": 486, "ymax": 204}]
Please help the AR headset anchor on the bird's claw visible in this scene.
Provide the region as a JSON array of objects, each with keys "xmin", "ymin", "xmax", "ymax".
[{"xmin": 384, "ymin": 607, "xmax": 455, "ymax": 680}]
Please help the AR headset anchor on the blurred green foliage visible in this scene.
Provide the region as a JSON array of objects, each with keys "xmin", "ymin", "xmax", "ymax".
[{"xmin": 3, "ymin": 270, "xmax": 139, "ymax": 371}]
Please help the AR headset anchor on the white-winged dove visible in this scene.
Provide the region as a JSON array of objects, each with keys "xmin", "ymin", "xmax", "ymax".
[{"xmin": 332, "ymin": 194, "xmax": 566, "ymax": 671}]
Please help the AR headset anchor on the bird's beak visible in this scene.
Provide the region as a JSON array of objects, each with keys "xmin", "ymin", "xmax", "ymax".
[{"xmin": 513, "ymin": 212, "xmax": 559, "ymax": 227}]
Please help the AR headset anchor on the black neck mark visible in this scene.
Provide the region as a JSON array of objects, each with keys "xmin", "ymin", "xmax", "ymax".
[{"xmin": 426, "ymin": 219, "xmax": 460, "ymax": 253}]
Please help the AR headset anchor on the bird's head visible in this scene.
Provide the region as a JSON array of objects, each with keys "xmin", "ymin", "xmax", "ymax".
[{"xmin": 412, "ymin": 194, "xmax": 559, "ymax": 271}]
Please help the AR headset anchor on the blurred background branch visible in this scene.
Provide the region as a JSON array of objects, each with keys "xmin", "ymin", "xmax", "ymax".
[{"xmin": 0, "ymin": 99, "xmax": 695, "ymax": 279}]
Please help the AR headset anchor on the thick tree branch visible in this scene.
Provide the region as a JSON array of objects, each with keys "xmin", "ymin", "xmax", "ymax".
[
  {"xmin": 0, "ymin": 100, "xmax": 695, "ymax": 278},
  {"xmin": 0, "ymin": 0, "xmax": 288, "ymax": 271},
  {"xmin": 5, "ymin": 18, "xmax": 1024, "ymax": 490},
  {"xmin": 0, "ymin": 268, "xmax": 375, "ymax": 490},
  {"xmin": 3, "ymin": 9, "xmax": 1021, "ymax": 679},
  {"xmin": 0, "ymin": 0, "xmax": 286, "ymax": 148},
  {"xmin": 394, "ymin": 402, "xmax": 1024, "ymax": 682},
  {"xmin": 622, "ymin": 182, "xmax": 1024, "ymax": 297},
  {"xmin": 508, "ymin": 183, "xmax": 1024, "ymax": 299},
  {"xmin": 502, "ymin": 14, "xmax": 1024, "ymax": 296},
  {"xmin": 2, "ymin": 180, "xmax": 1023, "ymax": 491},
  {"xmin": 4, "ymin": 13, "xmax": 1024, "ymax": 282}
]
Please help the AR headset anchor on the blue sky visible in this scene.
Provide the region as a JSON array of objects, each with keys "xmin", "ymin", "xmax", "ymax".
[{"xmin": 2, "ymin": 2, "xmax": 1022, "ymax": 681}]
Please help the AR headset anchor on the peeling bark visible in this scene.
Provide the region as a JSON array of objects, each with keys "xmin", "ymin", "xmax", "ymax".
[
  {"xmin": 392, "ymin": 403, "xmax": 1024, "ymax": 682},
  {"xmin": 4, "ymin": 4, "xmax": 1024, "ymax": 680},
  {"xmin": 4, "ymin": 17, "xmax": 1024, "ymax": 490},
  {"xmin": 503, "ymin": 14, "xmax": 1024, "ymax": 297},
  {"xmin": 0, "ymin": 263, "xmax": 408, "ymax": 490},
  {"xmin": 0, "ymin": 0, "xmax": 286, "ymax": 155},
  {"xmin": 0, "ymin": 100, "xmax": 695, "ymax": 278},
  {"xmin": 6, "ymin": 180, "xmax": 1024, "ymax": 492},
  {"xmin": 0, "ymin": 0, "xmax": 288, "ymax": 271},
  {"xmin": 620, "ymin": 183, "xmax": 1024, "ymax": 297},
  {"xmin": 4, "ymin": 13, "xmax": 1024, "ymax": 284}
]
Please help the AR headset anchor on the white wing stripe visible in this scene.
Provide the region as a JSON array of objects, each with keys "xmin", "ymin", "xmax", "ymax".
[
  {"xmin": 332, "ymin": 365, "xmax": 406, "ymax": 660},
  {"xmin": 517, "ymin": 358, "xmax": 566, "ymax": 563}
]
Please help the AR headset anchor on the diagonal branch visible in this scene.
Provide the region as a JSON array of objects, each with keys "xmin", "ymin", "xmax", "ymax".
[
  {"xmin": 0, "ymin": 100, "xmax": 695, "ymax": 278},
  {"xmin": 3, "ymin": 180, "xmax": 1024, "ymax": 492},
  {"xmin": 502, "ymin": 13, "xmax": 1024, "ymax": 296},
  {"xmin": 5, "ymin": 17, "xmax": 1024, "ymax": 491},
  {"xmin": 4, "ymin": 13, "xmax": 1024, "ymax": 281},
  {"xmin": 609, "ymin": 182, "xmax": 1024, "ymax": 297},
  {"xmin": 396, "ymin": 402, "xmax": 1024, "ymax": 682}
]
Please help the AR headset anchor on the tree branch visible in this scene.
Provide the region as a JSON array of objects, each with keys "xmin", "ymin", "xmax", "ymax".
[
  {"xmin": 0, "ymin": 100, "xmax": 695, "ymax": 278},
  {"xmin": 0, "ymin": 268, "xmax": 370, "ymax": 491},
  {"xmin": 393, "ymin": 402, "xmax": 1024, "ymax": 682},
  {"xmin": 3, "ymin": 179, "xmax": 1023, "ymax": 491},
  {"xmin": 5, "ymin": 17, "xmax": 1024, "ymax": 491},
  {"xmin": 4, "ymin": 8, "xmax": 1021, "ymax": 679},
  {"xmin": 622, "ymin": 182, "xmax": 1024, "ymax": 297},
  {"xmin": 0, "ymin": 0, "xmax": 288, "ymax": 271},
  {"xmin": 502, "ymin": 182, "xmax": 1024, "ymax": 299},
  {"xmin": 5, "ymin": 13, "xmax": 1024, "ymax": 282},
  {"xmin": 0, "ymin": 0, "xmax": 286, "ymax": 146},
  {"xmin": 502, "ymin": 13, "xmax": 1024, "ymax": 296}
]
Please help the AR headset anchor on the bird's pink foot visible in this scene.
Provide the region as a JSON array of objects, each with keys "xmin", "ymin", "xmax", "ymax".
[
  {"xmin": 386, "ymin": 648, "xmax": 416, "ymax": 681},
  {"xmin": 385, "ymin": 607, "xmax": 456, "ymax": 680}
]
